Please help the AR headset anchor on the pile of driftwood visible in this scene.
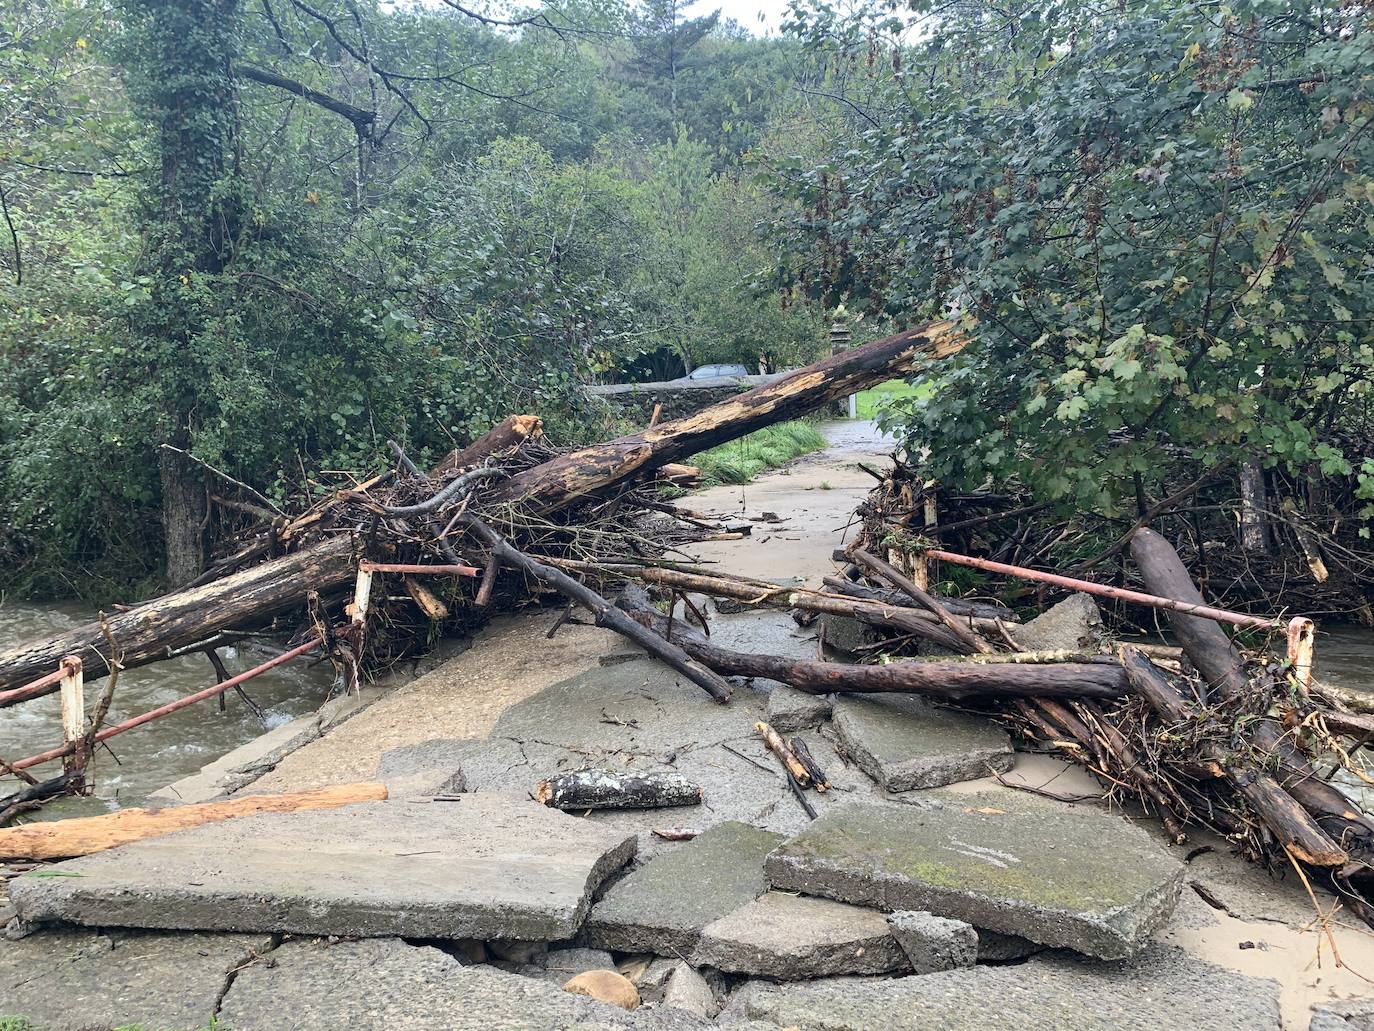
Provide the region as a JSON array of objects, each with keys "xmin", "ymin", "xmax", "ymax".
[{"xmin": 852, "ymin": 455, "xmax": 1374, "ymax": 623}]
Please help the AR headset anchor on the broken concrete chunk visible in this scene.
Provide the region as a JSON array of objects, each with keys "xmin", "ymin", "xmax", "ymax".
[
  {"xmin": 692, "ymin": 891, "xmax": 909, "ymax": 979},
  {"xmin": 729, "ymin": 943, "xmax": 1280, "ymax": 1031},
  {"xmin": 1012, "ymin": 593, "xmax": 1104, "ymax": 653},
  {"xmin": 0, "ymin": 928, "xmax": 271, "ymax": 1031},
  {"xmin": 765, "ymin": 802, "xmax": 1183, "ymax": 960},
  {"xmin": 662, "ymin": 962, "xmax": 719, "ymax": 1019},
  {"xmin": 976, "ymin": 928, "xmax": 1044, "ymax": 962},
  {"xmin": 831, "ymin": 695, "xmax": 1013, "ymax": 791},
  {"xmin": 886, "ymin": 911, "xmax": 977, "ymax": 974},
  {"xmin": 218, "ymin": 937, "xmax": 647, "ymax": 1030},
  {"xmin": 766, "ymin": 684, "xmax": 832, "ymax": 733},
  {"xmin": 585, "ymin": 821, "xmax": 784, "ymax": 954},
  {"xmin": 1312, "ymin": 998, "xmax": 1374, "ymax": 1031},
  {"xmin": 11, "ymin": 796, "xmax": 635, "ymax": 942},
  {"xmin": 563, "ymin": 969, "xmax": 642, "ymax": 1010}
]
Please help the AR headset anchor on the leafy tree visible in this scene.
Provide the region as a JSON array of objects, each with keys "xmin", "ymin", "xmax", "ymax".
[{"xmin": 776, "ymin": 0, "xmax": 1374, "ymax": 524}]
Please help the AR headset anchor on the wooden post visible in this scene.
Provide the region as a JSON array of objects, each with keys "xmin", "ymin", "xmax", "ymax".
[
  {"xmin": 1286, "ymin": 616, "xmax": 1315, "ymax": 694},
  {"xmin": 58, "ymin": 656, "xmax": 84, "ymax": 777}
]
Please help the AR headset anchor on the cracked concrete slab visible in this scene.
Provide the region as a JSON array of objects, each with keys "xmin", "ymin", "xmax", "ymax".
[
  {"xmin": 831, "ymin": 695, "xmax": 1013, "ymax": 791},
  {"xmin": 886, "ymin": 911, "xmax": 978, "ymax": 973},
  {"xmin": 585, "ymin": 821, "xmax": 783, "ymax": 954},
  {"xmin": 11, "ymin": 796, "xmax": 635, "ymax": 941},
  {"xmin": 218, "ymin": 937, "xmax": 714, "ymax": 1030},
  {"xmin": 0, "ymin": 927, "xmax": 271, "ymax": 1031},
  {"xmin": 727, "ymin": 943, "xmax": 1281, "ymax": 1031},
  {"xmin": 765, "ymin": 801, "xmax": 1184, "ymax": 960},
  {"xmin": 693, "ymin": 891, "xmax": 909, "ymax": 979}
]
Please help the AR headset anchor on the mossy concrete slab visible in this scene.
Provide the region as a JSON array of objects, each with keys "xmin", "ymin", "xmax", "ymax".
[
  {"xmin": 764, "ymin": 801, "xmax": 1183, "ymax": 960},
  {"xmin": 10, "ymin": 795, "xmax": 635, "ymax": 942},
  {"xmin": 692, "ymin": 891, "xmax": 908, "ymax": 979},
  {"xmin": 728, "ymin": 943, "xmax": 1279, "ymax": 1031},
  {"xmin": 585, "ymin": 821, "xmax": 784, "ymax": 954},
  {"xmin": 831, "ymin": 696, "xmax": 1013, "ymax": 791},
  {"xmin": 0, "ymin": 927, "xmax": 271, "ymax": 1031}
]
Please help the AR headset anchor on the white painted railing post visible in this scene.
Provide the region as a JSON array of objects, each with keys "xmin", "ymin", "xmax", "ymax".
[{"xmin": 58, "ymin": 655, "xmax": 85, "ymax": 774}]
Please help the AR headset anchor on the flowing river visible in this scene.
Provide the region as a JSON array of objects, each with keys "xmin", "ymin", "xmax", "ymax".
[
  {"xmin": 0, "ymin": 601, "xmax": 333, "ymax": 806},
  {"xmin": 1, "ymin": 601, "xmax": 1372, "ymax": 808}
]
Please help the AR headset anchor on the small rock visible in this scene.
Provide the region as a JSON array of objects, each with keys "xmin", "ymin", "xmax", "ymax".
[
  {"xmin": 662, "ymin": 962, "xmax": 719, "ymax": 1019},
  {"xmin": 886, "ymin": 911, "xmax": 977, "ymax": 974},
  {"xmin": 543, "ymin": 947, "xmax": 615, "ymax": 979},
  {"xmin": 561, "ymin": 969, "xmax": 641, "ymax": 1010},
  {"xmin": 818, "ymin": 614, "xmax": 880, "ymax": 655}
]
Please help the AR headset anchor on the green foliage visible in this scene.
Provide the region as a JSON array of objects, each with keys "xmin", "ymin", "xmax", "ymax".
[
  {"xmin": 855, "ymin": 378, "xmax": 932, "ymax": 421},
  {"xmin": 691, "ymin": 420, "xmax": 827, "ymax": 484},
  {"xmin": 777, "ymin": 0, "xmax": 1374, "ymax": 514}
]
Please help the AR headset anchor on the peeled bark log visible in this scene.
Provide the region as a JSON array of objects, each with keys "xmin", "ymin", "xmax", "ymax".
[
  {"xmin": 619, "ymin": 591, "xmax": 1126, "ymax": 700},
  {"xmin": 0, "ymin": 782, "xmax": 388, "ymax": 860},
  {"xmin": 487, "ymin": 320, "xmax": 969, "ymax": 515},
  {"xmin": 535, "ymin": 770, "xmax": 702, "ymax": 810},
  {"xmin": 0, "ymin": 536, "xmax": 355, "ymax": 702},
  {"xmin": 431, "ymin": 414, "xmax": 543, "ymax": 476}
]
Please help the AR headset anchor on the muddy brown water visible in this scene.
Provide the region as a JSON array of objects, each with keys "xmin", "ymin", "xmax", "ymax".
[
  {"xmin": 1, "ymin": 601, "xmax": 1371, "ymax": 809},
  {"xmin": 0, "ymin": 600, "xmax": 333, "ymax": 807}
]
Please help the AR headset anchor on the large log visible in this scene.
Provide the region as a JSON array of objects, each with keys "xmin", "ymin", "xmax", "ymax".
[
  {"xmin": 0, "ymin": 536, "xmax": 355, "ymax": 702},
  {"xmin": 0, "ymin": 782, "xmax": 388, "ymax": 860},
  {"xmin": 619, "ymin": 591, "xmax": 1126, "ymax": 700},
  {"xmin": 486, "ymin": 320, "xmax": 969, "ymax": 514},
  {"xmin": 0, "ymin": 324, "xmax": 967, "ymax": 701}
]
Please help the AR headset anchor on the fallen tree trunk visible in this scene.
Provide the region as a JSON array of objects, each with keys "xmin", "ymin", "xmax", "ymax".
[
  {"xmin": 0, "ymin": 323, "xmax": 969, "ymax": 702},
  {"xmin": 619, "ymin": 591, "xmax": 1127, "ymax": 700},
  {"xmin": 0, "ymin": 782, "xmax": 388, "ymax": 860},
  {"xmin": 485, "ymin": 320, "xmax": 969, "ymax": 515},
  {"xmin": 0, "ymin": 537, "xmax": 355, "ymax": 702}
]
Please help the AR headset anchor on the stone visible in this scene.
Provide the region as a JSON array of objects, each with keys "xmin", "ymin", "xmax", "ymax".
[
  {"xmin": 764, "ymin": 801, "xmax": 1184, "ymax": 960},
  {"xmin": 585, "ymin": 821, "xmax": 784, "ymax": 954},
  {"xmin": 819, "ymin": 613, "xmax": 881, "ymax": 655},
  {"xmin": 563, "ymin": 970, "xmax": 642, "ymax": 1010},
  {"xmin": 544, "ymin": 947, "xmax": 617, "ymax": 979},
  {"xmin": 886, "ymin": 911, "xmax": 978, "ymax": 974},
  {"xmin": 727, "ymin": 943, "xmax": 1280, "ymax": 1031},
  {"xmin": 489, "ymin": 939, "xmax": 549, "ymax": 965},
  {"xmin": 767, "ymin": 684, "xmax": 832, "ymax": 733},
  {"xmin": 11, "ymin": 795, "xmax": 635, "ymax": 942},
  {"xmin": 0, "ymin": 927, "xmax": 270, "ymax": 1031},
  {"xmin": 693, "ymin": 891, "xmax": 908, "ymax": 979},
  {"xmin": 831, "ymin": 695, "xmax": 1013, "ymax": 791},
  {"xmin": 217, "ymin": 937, "xmax": 662, "ymax": 1030},
  {"xmin": 662, "ymin": 962, "xmax": 719, "ymax": 1019},
  {"xmin": 1012, "ymin": 593, "xmax": 1104, "ymax": 653},
  {"xmin": 1313, "ymin": 998, "xmax": 1374, "ymax": 1030}
]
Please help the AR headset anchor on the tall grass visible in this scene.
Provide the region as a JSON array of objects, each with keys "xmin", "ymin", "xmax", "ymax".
[{"xmin": 691, "ymin": 422, "xmax": 827, "ymax": 485}]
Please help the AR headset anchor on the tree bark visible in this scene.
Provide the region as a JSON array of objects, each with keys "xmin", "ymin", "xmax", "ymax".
[{"xmin": 160, "ymin": 444, "xmax": 208, "ymax": 587}]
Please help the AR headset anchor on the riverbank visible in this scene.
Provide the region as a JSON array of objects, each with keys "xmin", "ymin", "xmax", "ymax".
[{"xmin": 3, "ymin": 420, "xmax": 1373, "ymax": 1030}]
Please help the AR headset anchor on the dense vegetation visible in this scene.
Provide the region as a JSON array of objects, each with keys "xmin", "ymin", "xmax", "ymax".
[{"xmin": 2, "ymin": 0, "xmax": 1371, "ymax": 606}]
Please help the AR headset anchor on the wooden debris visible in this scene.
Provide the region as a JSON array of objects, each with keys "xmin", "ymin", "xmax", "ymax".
[
  {"xmin": 535, "ymin": 771, "xmax": 704, "ymax": 811},
  {"xmin": 755, "ymin": 721, "xmax": 811, "ymax": 786},
  {"xmin": 0, "ymin": 782, "xmax": 388, "ymax": 860}
]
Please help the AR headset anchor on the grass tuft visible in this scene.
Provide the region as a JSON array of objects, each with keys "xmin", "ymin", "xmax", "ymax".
[{"xmin": 691, "ymin": 421, "xmax": 827, "ymax": 485}]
